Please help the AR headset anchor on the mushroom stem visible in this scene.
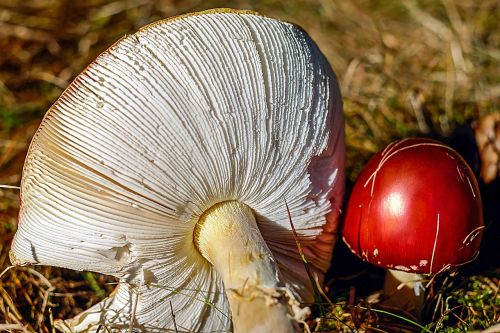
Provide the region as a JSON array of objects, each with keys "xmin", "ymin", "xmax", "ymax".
[
  {"xmin": 383, "ymin": 269, "xmax": 425, "ymax": 319},
  {"xmin": 194, "ymin": 201, "xmax": 301, "ymax": 333}
]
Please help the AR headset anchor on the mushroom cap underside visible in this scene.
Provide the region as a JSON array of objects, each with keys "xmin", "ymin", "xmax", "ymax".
[{"xmin": 11, "ymin": 9, "xmax": 345, "ymax": 332}]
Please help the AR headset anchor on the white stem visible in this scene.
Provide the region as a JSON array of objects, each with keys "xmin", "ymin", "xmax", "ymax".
[
  {"xmin": 383, "ymin": 269, "xmax": 425, "ymax": 319},
  {"xmin": 194, "ymin": 201, "xmax": 301, "ymax": 333}
]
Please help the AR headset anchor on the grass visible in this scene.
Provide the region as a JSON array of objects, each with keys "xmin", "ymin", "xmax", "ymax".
[
  {"xmin": 0, "ymin": 0, "xmax": 499, "ymax": 332},
  {"xmin": 302, "ymin": 272, "xmax": 499, "ymax": 333},
  {"xmin": 424, "ymin": 273, "xmax": 499, "ymax": 332}
]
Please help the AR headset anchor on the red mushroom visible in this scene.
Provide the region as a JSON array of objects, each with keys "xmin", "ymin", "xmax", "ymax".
[{"xmin": 342, "ymin": 138, "xmax": 484, "ymax": 315}]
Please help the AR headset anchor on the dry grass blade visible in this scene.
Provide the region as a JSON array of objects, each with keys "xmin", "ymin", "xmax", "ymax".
[
  {"xmin": 0, "ymin": 323, "xmax": 29, "ymax": 332},
  {"xmin": 284, "ymin": 199, "xmax": 325, "ymax": 317},
  {"xmin": 169, "ymin": 301, "xmax": 178, "ymax": 333},
  {"xmin": 128, "ymin": 290, "xmax": 139, "ymax": 333},
  {"xmin": 0, "ymin": 285, "xmax": 23, "ymax": 321}
]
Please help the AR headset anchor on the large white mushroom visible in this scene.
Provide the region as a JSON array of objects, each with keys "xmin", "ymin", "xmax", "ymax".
[{"xmin": 10, "ymin": 9, "xmax": 345, "ymax": 333}]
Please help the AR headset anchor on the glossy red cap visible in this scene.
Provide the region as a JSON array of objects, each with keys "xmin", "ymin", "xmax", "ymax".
[{"xmin": 342, "ymin": 138, "xmax": 484, "ymax": 274}]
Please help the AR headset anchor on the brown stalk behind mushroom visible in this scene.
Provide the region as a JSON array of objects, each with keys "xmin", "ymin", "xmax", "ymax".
[{"xmin": 475, "ymin": 112, "xmax": 500, "ymax": 184}]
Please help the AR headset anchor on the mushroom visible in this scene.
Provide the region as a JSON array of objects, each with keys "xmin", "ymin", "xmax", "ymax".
[
  {"xmin": 10, "ymin": 9, "xmax": 345, "ymax": 333},
  {"xmin": 342, "ymin": 138, "xmax": 483, "ymax": 316}
]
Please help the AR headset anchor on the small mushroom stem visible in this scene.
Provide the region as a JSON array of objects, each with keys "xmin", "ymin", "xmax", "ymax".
[
  {"xmin": 383, "ymin": 269, "xmax": 425, "ymax": 319},
  {"xmin": 194, "ymin": 201, "xmax": 301, "ymax": 333}
]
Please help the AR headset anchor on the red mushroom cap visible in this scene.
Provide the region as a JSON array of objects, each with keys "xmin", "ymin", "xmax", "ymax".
[{"xmin": 342, "ymin": 138, "xmax": 484, "ymax": 274}]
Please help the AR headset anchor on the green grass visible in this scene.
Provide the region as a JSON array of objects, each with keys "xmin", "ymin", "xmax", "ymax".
[{"xmin": 425, "ymin": 274, "xmax": 499, "ymax": 332}]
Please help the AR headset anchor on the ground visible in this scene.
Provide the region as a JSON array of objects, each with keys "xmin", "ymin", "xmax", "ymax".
[{"xmin": 0, "ymin": 0, "xmax": 498, "ymax": 332}]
